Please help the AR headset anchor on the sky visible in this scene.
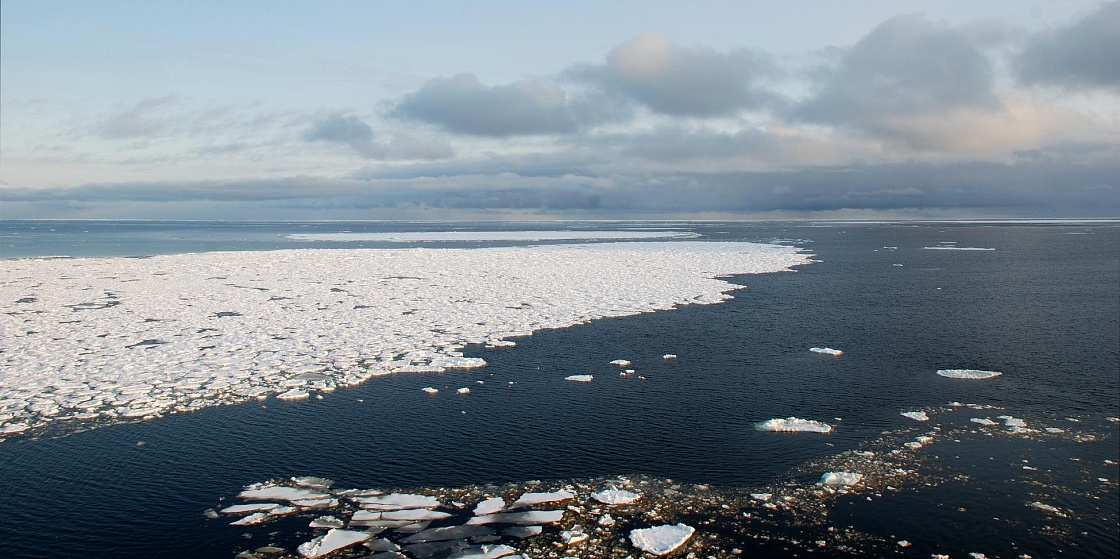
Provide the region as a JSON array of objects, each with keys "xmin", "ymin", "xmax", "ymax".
[{"xmin": 1, "ymin": 0, "xmax": 1117, "ymax": 220}]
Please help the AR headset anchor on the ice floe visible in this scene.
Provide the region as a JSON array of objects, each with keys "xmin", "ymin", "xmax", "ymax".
[
  {"xmin": 937, "ymin": 369, "xmax": 1003, "ymax": 379},
  {"xmin": 509, "ymin": 490, "xmax": 574, "ymax": 509},
  {"xmin": 756, "ymin": 417, "xmax": 833, "ymax": 433},
  {"xmin": 809, "ymin": 347, "xmax": 843, "ymax": 356},
  {"xmin": 819, "ymin": 472, "xmax": 863, "ymax": 486},
  {"xmin": 629, "ymin": 523, "xmax": 696, "ymax": 556},
  {"xmin": 564, "ymin": 375, "xmax": 593, "ymax": 383},
  {"xmin": 901, "ymin": 411, "xmax": 930, "ymax": 422},
  {"xmin": 590, "ymin": 488, "xmax": 641, "ymax": 505},
  {"xmin": 296, "ymin": 528, "xmax": 371, "ymax": 558},
  {"xmin": 0, "ymin": 241, "xmax": 809, "ymax": 437}
]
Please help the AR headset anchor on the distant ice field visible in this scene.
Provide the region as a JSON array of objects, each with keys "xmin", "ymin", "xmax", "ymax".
[
  {"xmin": 286, "ymin": 230, "xmax": 698, "ymax": 242},
  {"xmin": 0, "ymin": 241, "xmax": 810, "ymax": 437}
]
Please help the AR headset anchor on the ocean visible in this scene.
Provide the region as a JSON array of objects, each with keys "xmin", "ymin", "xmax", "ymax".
[{"xmin": 0, "ymin": 220, "xmax": 1117, "ymax": 558}]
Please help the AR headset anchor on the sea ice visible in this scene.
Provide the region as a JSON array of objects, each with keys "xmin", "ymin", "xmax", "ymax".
[
  {"xmin": 629, "ymin": 523, "xmax": 696, "ymax": 556},
  {"xmin": 756, "ymin": 417, "xmax": 833, "ymax": 433},
  {"xmin": 564, "ymin": 375, "xmax": 593, "ymax": 382},
  {"xmin": 221, "ymin": 503, "xmax": 280, "ymax": 514},
  {"xmin": 509, "ymin": 490, "xmax": 575, "ymax": 509},
  {"xmin": 381, "ymin": 509, "xmax": 452, "ymax": 521},
  {"xmin": 937, "ymin": 369, "xmax": 1002, "ymax": 379},
  {"xmin": 901, "ymin": 411, "xmax": 929, "ymax": 422},
  {"xmin": 591, "ymin": 488, "xmax": 641, "ymax": 505},
  {"xmin": 229, "ymin": 512, "xmax": 270, "ymax": 526},
  {"xmin": 662, "ymin": 354, "xmax": 677, "ymax": 359},
  {"xmin": 296, "ymin": 528, "xmax": 372, "ymax": 558},
  {"xmin": 359, "ymin": 493, "xmax": 442, "ymax": 510},
  {"xmin": 971, "ymin": 418, "xmax": 998, "ymax": 426},
  {"xmin": 239, "ymin": 485, "xmax": 329, "ymax": 502},
  {"xmin": 610, "ymin": 359, "xmax": 631, "ymax": 367},
  {"xmin": 474, "ymin": 497, "xmax": 506, "ymax": 516},
  {"xmin": 457, "ymin": 388, "xmax": 471, "ymax": 395},
  {"xmin": 809, "ymin": 347, "xmax": 843, "ymax": 356},
  {"xmin": 819, "ymin": 472, "xmax": 863, "ymax": 486},
  {"xmin": 421, "ymin": 387, "xmax": 439, "ymax": 394},
  {"xmin": 466, "ymin": 510, "xmax": 566, "ymax": 526},
  {"xmin": 286, "ymin": 230, "xmax": 697, "ymax": 242},
  {"xmin": 0, "ymin": 241, "xmax": 810, "ymax": 436}
]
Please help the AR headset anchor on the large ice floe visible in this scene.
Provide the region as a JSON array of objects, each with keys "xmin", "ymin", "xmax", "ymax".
[
  {"xmin": 756, "ymin": 417, "xmax": 833, "ymax": 433},
  {"xmin": 0, "ymin": 241, "xmax": 810, "ymax": 437},
  {"xmin": 936, "ymin": 369, "xmax": 1003, "ymax": 379},
  {"xmin": 287, "ymin": 230, "xmax": 699, "ymax": 242}
]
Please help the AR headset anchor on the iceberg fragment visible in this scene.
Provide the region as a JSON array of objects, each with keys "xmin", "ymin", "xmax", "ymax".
[
  {"xmin": 591, "ymin": 488, "xmax": 641, "ymax": 505},
  {"xmin": 937, "ymin": 369, "xmax": 1002, "ymax": 379},
  {"xmin": 819, "ymin": 472, "xmax": 863, "ymax": 486},
  {"xmin": 296, "ymin": 528, "xmax": 372, "ymax": 558},
  {"xmin": 756, "ymin": 417, "xmax": 833, "ymax": 433},
  {"xmin": 629, "ymin": 523, "xmax": 696, "ymax": 556},
  {"xmin": 509, "ymin": 490, "xmax": 575, "ymax": 509}
]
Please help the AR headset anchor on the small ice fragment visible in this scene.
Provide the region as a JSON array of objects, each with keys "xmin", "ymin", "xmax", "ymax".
[
  {"xmin": 610, "ymin": 359, "xmax": 631, "ymax": 367},
  {"xmin": 629, "ymin": 523, "xmax": 696, "ymax": 556},
  {"xmin": 467, "ymin": 510, "xmax": 565, "ymax": 525},
  {"xmin": 901, "ymin": 411, "xmax": 929, "ymax": 422},
  {"xmin": 591, "ymin": 488, "xmax": 640, "ymax": 505},
  {"xmin": 598, "ymin": 514, "xmax": 616, "ymax": 526},
  {"xmin": 457, "ymin": 388, "xmax": 470, "ymax": 395},
  {"xmin": 1029, "ymin": 501, "xmax": 1061, "ymax": 514},
  {"xmin": 971, "ymin": 417, "xmax": 998, "ymax": 426},
  {"xmin": 662, "ymin": 354, "xmax": 677, "ymax": 359},
  {"xmin": 296, "ymin": 528, "xmax": 372, "ymax": 558},
  {"xmin": 455, "ymin": 544, "xmax": 519, "ymax": 559},
  {"xmin": 309, "ymin": 515, "xmax": 344, "ymax": 529},
  {"xmin": 969, "ymin": 553, "xmax": 988, "ymax": 559},
  {"xmin": 421, "ymin": 387, "xmax": 439, "ymax": 395},
  {"xmin": 474, "ymin": 497, "xmax": 506, "ymax": 516},
  {"xmin": 756, "ymin": 417, "xmax": 832, "ymax": 433},
  {"xmin": 1004, "ymin": 417, "xmax": 1026, "ymax": 428},
  {"xmin": 564, "ymin": 375, "xmax": 593, "ymax": 383},
  {"xmin": 1044, "ymin": 427, "xmax": 1064, "ymax": 433},
  {"xmin": 291, "ymin": 476, "xmax": 332, "ymax": 489},
  {"xmin": 509, "ymin": 490, "xmax": 574, "ymax": 509},
  {"xmin": 809, "ymin": 347, "xmax": 843, "ymax": 356},
  {"xmin": 221, "ymin": 503, "xmax": 280, "ymax": 514},
  {"xmin": 937, "ymin": 369, "xmax": 1002, "ymax": 379},
  {"xmin": 819, "ymin": 472, "xmax": 863, "ymax": 486},
  {"xmin": 750, "ymin": 493, "xmax": 772, "ymax": 502},
  {"xmin": 898, "ymin": 540, "xmax": 911, "ymax": 547},
  {"xmin": 230, "ymin": 512, "xmax": 270, "ymax": 525},
  {"xmin": 560, "ymin": 529, "xmax": 589, "ymax": 545},
  {"xmin": 277, "ymin": 389, "xmax": 310, "ymax": 400}
]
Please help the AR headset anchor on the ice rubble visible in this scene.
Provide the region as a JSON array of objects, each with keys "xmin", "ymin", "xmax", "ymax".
[
  {"xmin": 0, "ymin": 241, "xmax": 810, "ymax": 436},
  {"xmin": 756, "ymin": 417, "xmax": 833, "ymax": 433},
  {"xmin": 937, "ymin": 369, "xmax": 1003, "ymax": 379}
]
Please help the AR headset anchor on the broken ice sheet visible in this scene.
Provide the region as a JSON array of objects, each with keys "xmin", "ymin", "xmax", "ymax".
[
  {"xmin": 296, "ymin": 528, "xmax": 371, "ymax": 558},
  {"xmin": 0, "ymin": 241, "xmax": 810, "ymax": 437}
]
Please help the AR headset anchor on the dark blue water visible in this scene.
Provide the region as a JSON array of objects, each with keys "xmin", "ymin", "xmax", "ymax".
[{"xmin": 0, "ymin": 221, "xmax": 1117, "ymax": 558}]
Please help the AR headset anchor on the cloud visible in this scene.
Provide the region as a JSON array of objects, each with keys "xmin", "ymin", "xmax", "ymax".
[
  {"xmin": 568, "ymin": 32, "xmax": 777, "ymax": 117},
  {"xmin": 98, "ymin": 95, "xmax": 180, "ymax": 139},
  {"xmin": 391, "ymin": 73, "xmax": 581, "ymax": 136},
  {"xmin": 1015, "ymin": 1, "xmax": 1120, "ymax": 92},
  {"xmin": 301, "ymin": 114, "xmax": 453, "ymax": 160},
  {"xmin": 794, "ymin": 15, "xmax": 1000, "ymax": 137}
]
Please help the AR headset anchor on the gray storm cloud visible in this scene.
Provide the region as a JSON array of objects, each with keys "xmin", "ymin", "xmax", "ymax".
[
  {"xmin": 1015, "ymin": 1, "xmax": 1120, "ymax": 92},
  {"xmin": 568, "ymin": 32, "xmax": 777, "ymax": 117},
  {"xmin": 392, "ymin": 73, "xmax": 580, "ymax": 136},
  {"xmin": 301, "ymin": 114, "xmax": 453, "ymax": 160},
  {"xmin": 794, "ymin": 14, "xmax": 999, "ymax": 131}
]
